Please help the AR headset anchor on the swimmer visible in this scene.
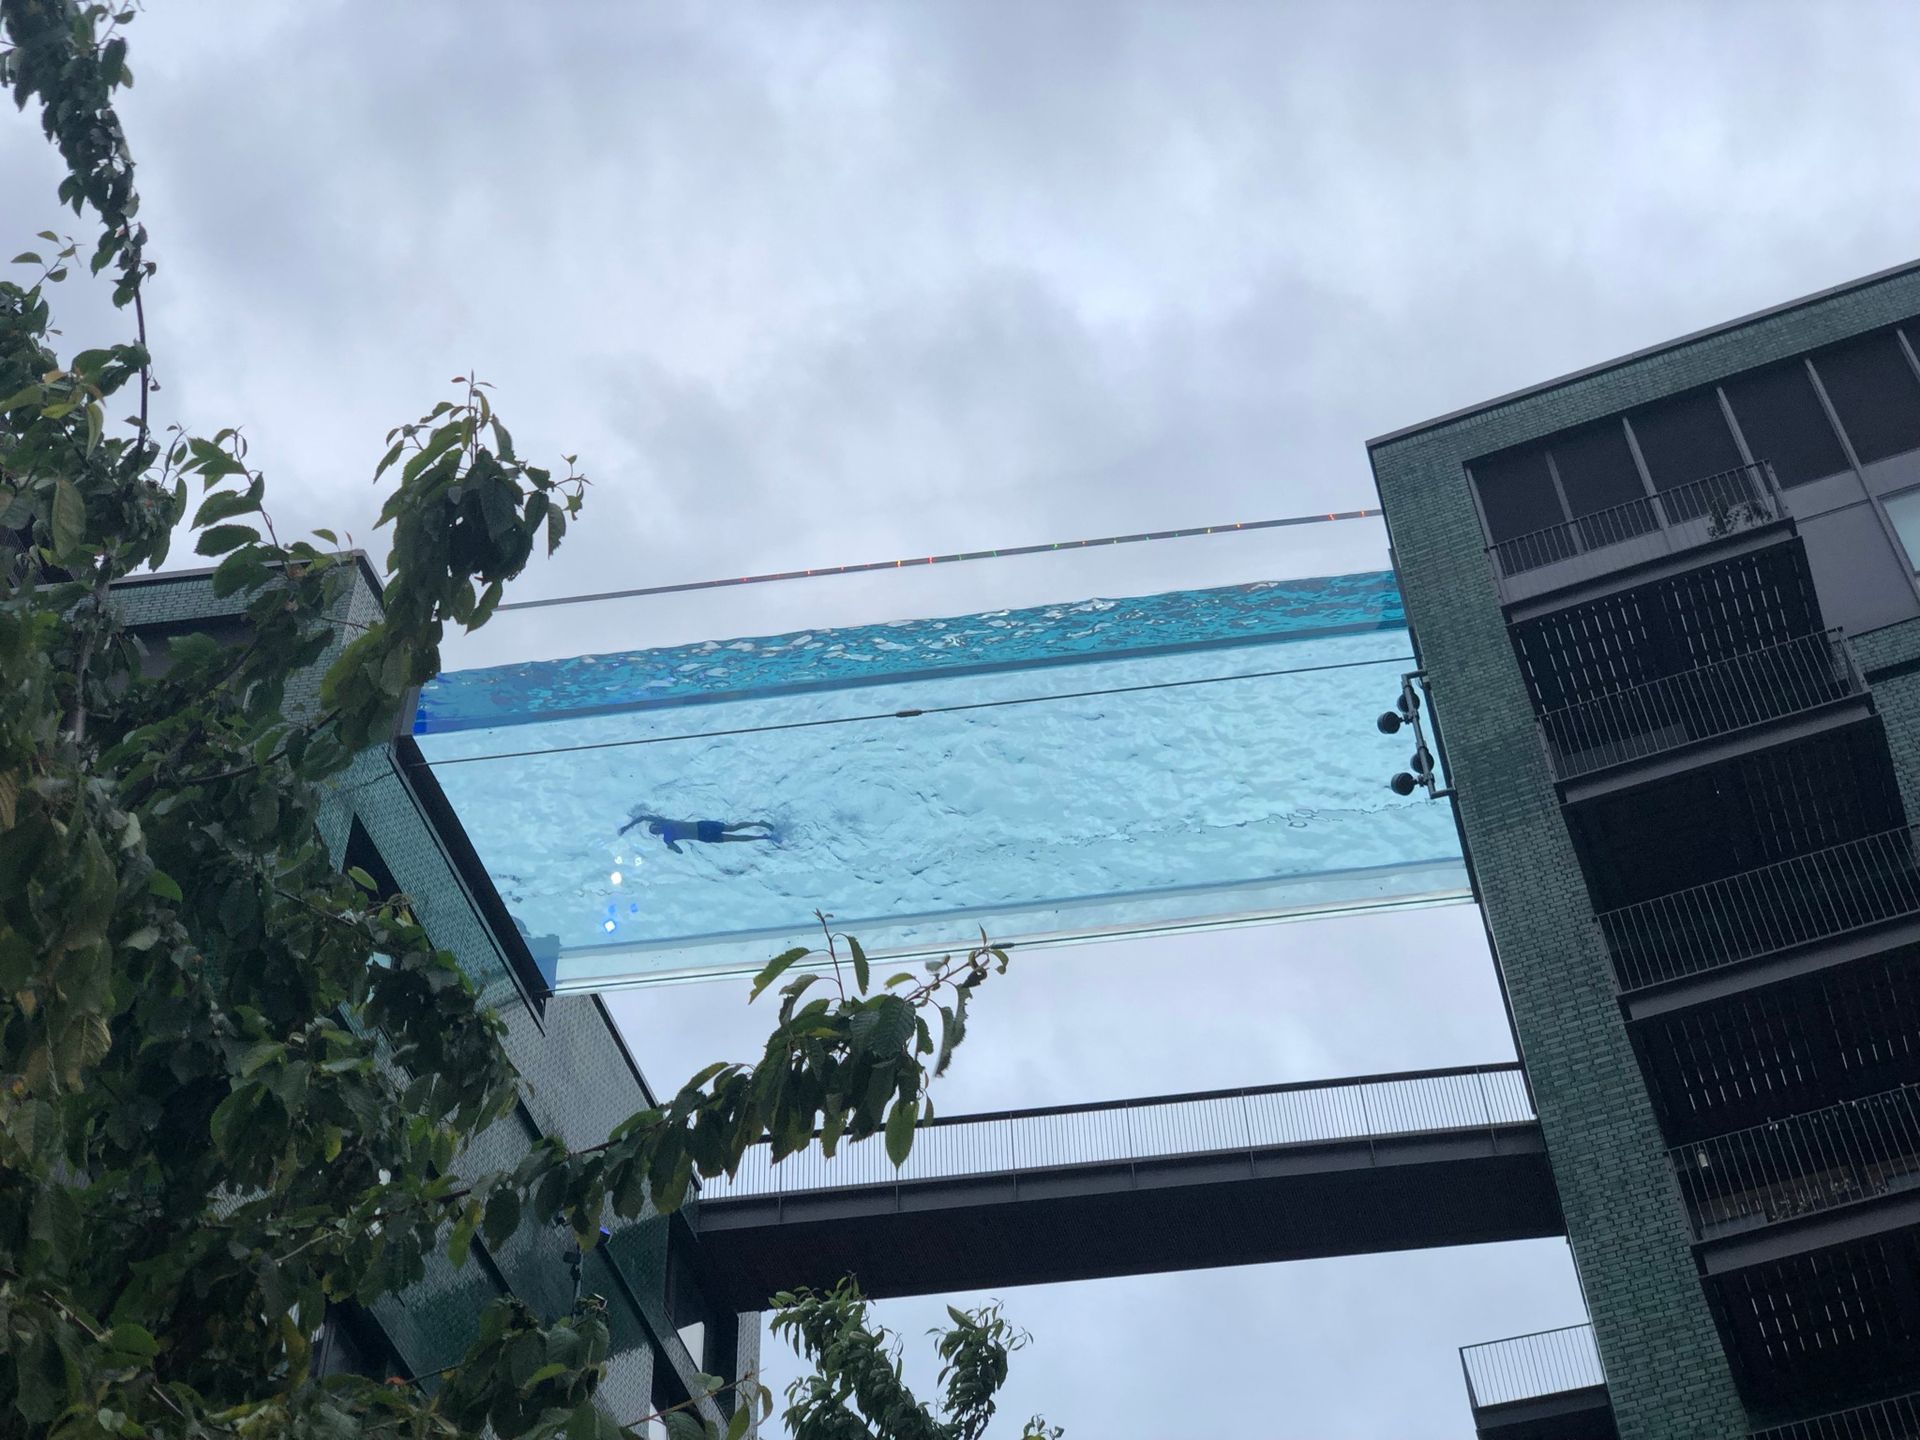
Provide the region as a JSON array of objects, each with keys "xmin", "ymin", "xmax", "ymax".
[{"xmin": 620, "ymin": 811, "xmax": 776, "ymax": 855}]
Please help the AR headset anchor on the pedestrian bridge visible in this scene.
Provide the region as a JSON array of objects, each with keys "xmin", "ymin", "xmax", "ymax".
[{"xmin": 690, "ymin": 1063, "xmax": 1561, "ymax": 1309}]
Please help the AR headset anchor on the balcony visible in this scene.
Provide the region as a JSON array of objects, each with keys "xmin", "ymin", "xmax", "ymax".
[
  {"xmin": 1598, "ymin": 824, "xmax": 1920, "ymax": 1001},
  {"xmin": 1459, "ymin": 1325, "xmax": 1615, "ymax": 1440},
  {"xmin": 1539, "ymin": 629, "xmax": 1866, "ymax": 791},
  {"xmin": 1751, "ymin": 1392, "xmax": 1920, "ymax": 1439},
  {"xmin": 1486, "ymin": 462, "xmax": 1785, "ymax": 609},
  {"xmin": 1670, "ymin": 1083, "xmax": 1920, "ymax": 1246}
]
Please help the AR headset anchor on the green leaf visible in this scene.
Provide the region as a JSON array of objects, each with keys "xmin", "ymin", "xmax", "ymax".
[
  {"xmin": 507, "ymin": 1331, "xmax": 543, "ymax": 1387},
  {"xmin": 232, "ymin": 1039, "xmax": 283, "ymax": 1077},
  {"xmin": 211, "ymin": 547, "xmax": 269, "ymax": 597},
  {"xmin": 482, "ymin": 1186, "xmax": 522, "ymax": 1249},
  {"xmin": 192, "ymin": 487, "xmax": 261, "ymax": 525},
  {"xmin": 105, "ymin": 1323, "xmax": 158, "ymax": 1360},
  {"xmin": 400, "ymin": 423, "xmax": 463, "ymax": 485},
  {"xmin": 373, "ymin": 438, "xmax": 406, "ymax": 480},
  {"xmin": 848, "ymin": 934, "xmax": 869, "ymax": 993},
  {"xmin": 885, "ymin": 1093, "xmax": 917, "ymax": 1167},
  {"xmin": 447, "ymin": 1202, "xmax": 479, "ymax": 1268},
  {"xmin": 854, "ymin": 995, "xmax": 915, "ymax": 1057},
  {"xmin": 194, "ymin": 523, "xmax": 259, "ymax": 556},
  {"xmin": 663, "ymin": 1413, "xmax": 706, "ymax": 1440},
  {"xmin": 727, "ymin": 1403, "xmax": 752, "ymax": 1440},
  {"xmin": 13, "ymin": 1329, "xmax": 66, "ymax": 1423},
  {"xmin": 12, "ymin": 252, "xmax": 42, "ymax": 266},
  {"xmin": 749, "ymin": 946, "xmax": 808, "ymax": 1002},
  {"xmin": 819, "ymin": 1101, "xmax": 847, "ymax": 1159},
  {"xmin": 147, "ymin": 870, "xmax": 182, "ymax": 902},
  {"xmin": 51, "ymin": 478, "xmax": 85, "ymax": 555},
  {"xmin": 522, "ymin": 1361, "xmax": 567, "ymax": 1386}
]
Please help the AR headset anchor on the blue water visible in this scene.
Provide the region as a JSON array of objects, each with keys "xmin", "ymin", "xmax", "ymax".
[
  {"xmin": 414, "ymin": 573, "xmax": 1466, "ymax": 991},
  {"xmin": 414, "ymin": 570, "xmax": 1403, "ymax": 732}
]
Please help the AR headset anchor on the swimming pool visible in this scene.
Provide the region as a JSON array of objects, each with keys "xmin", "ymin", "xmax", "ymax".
[{"xmin": 413, "ymin": 570, "xmax": 1468, "ymax": 991}]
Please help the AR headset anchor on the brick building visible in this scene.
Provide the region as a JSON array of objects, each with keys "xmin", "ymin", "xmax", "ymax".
[{"xmin": 1371, "ymin": 260, "xmax": 1920, "ymax": 1439}]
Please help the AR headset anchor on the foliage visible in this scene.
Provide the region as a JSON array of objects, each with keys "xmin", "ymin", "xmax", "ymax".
[
  {"xmin": 773, "ymin": 1282, "xmax": 1061, "ymax": 1440},
  {"xmin": 0, "ymin": 3, "xmax": 1056, "ymax": 1437}
]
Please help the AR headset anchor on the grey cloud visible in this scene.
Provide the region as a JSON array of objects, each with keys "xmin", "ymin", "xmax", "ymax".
[{"xmin": 13, "ymin": 1, "xmax": 1920, "ymax": 1430}]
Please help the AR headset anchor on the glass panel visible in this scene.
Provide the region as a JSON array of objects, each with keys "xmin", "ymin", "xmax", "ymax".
[
  {"xmin": 445, "ymin": 515, "xmax": 1392, "ymax": 673},
  {"xmin": 1548, "ymin": 420, "xmax": 1658, "ymax": 548},
  {"xmin": 1549, "ymin": 420, "xmax": 1644, "ymax": 517},
  {"xmin": 1886, "ymin": 488, "xmax": 1920, "ymax": 571},
  {"xmin": 1812, "ymin": 330, "xmax": 1920, "ymax": 465},
  {"xmin": 1629, "ymin": 388, "xmax": 1742, "ymax": 492},
  {"xmin": 1469, "ymin": 444, "xmax": 1564, "ymax": 545},
  {"xmin": 1723, "ymin": 361, "xmax": 1848, "ymax": 488},
  {"xmin": 415, "ymin": 565, "xmax": 1467, "ymax": 990}
]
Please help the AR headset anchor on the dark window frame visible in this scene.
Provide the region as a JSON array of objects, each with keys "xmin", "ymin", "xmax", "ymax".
[{"xmin": 1806, "ymin": 325, "xmax": 1920, "ymax": 467}]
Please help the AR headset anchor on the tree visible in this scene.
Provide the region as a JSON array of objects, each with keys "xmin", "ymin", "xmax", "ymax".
[{"xmin": 0, "ymin": 4, "xmax": 1058, "ymax": 1436}]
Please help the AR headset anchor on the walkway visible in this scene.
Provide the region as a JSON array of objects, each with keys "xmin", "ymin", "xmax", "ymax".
[{"xmin": 691, "ymin": 1063, "xmax": 1561, "ymax": 1308}]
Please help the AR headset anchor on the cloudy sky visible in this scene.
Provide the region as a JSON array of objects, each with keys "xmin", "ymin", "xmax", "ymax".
[{"xmin": 10, "ymin": 1, "xmax": 1920, "ymax": 1433}]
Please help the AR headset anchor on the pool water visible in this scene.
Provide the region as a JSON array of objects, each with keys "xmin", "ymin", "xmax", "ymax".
[{"xmin": 413, "ymin": 572, "xmax": 1468, "ymax": 991}]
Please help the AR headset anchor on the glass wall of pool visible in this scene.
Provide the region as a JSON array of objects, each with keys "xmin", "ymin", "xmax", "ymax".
[{"xmin": 412, "ymin": 566, "xmax": 1467, "ymax": 991}]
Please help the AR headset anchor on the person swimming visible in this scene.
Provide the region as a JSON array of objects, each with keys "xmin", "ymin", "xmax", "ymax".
[{"xmin": 619, "ymin": 811, "xmax": 776, "ymax": 855}]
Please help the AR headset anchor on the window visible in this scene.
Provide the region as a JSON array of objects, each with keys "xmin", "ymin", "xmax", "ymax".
[
  {"xmin": 1549, "ymin": 419, "xmax": 1657, "ymax": 549},
  {"xmin": 1884, "ymin": 486, "xmax": 1920, "ymax": 571},
  {"xmin": 1548, "ymin": 420, "xmax": 1644, "ymax": 518},
  {"xmin": 344, "ymin": 820, "xmax": 401, "ymax": 968},
  {"xmin": 1723, "ymin": 360, "xmax": 1848, "ymax": 488},
  {"xmin": 1810, "ymin": 329, "xmax": 1920, "ymax": 465},
  {"xmin": 1628, "ymin": 388, "xmax": 1742, "ymax": 492},
  {"xmin": 1469, "ymin": 444, "xmax": 1561, "ymax": 544},
  {"xmin": 344, "ymin": 819, "xmax": 401, "ymax": 901}
]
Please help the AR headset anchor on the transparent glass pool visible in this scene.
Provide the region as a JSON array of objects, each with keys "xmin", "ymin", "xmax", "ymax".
[{"xmin": 414, "ymin": 569, "xmax": 1468, "ymax": 991}]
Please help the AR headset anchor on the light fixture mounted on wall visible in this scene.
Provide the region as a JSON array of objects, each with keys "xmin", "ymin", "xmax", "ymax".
[{"xmin": 1378, "ymin": 671, "xmax": 1453, "ymax": 800}]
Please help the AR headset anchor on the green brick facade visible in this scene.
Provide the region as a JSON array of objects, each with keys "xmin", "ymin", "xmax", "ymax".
[
  {"xmin": 1854, "ymin": 617, "xmax": 1920, "ymax": 821},
  {"xmin": 111, "ymin": 560, "xmax": 749, "ymax": 1432},
  {"xmin": 1370, "ymin": 262, "xmax": 1920, "ymax": 1439}
]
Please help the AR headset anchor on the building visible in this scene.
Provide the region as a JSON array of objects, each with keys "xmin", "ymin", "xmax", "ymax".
[
  {"xmin": 1370, "ymin": 260, "xmax": 1920, "ymax": 1439},
  {"xmin": 107, "ymin": 557, "xmax": 756, "ymax": 1435}
]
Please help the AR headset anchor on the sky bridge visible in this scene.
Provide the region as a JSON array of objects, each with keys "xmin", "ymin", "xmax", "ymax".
[{"xmin": 689, "ymin": 1063, "xmax": 1561, "ymax": 1310}]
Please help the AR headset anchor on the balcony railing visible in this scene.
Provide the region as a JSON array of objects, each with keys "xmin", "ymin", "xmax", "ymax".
[
  {"xmin": 701, "ymin": 1063, "xmax": 1533, "ymax": 1200},
  {"xmin": 1460, "ymin": 1324, "xmax": 1606, "ymax": 1411},
  {"xmin": 1597, "ymin": 824, "xmax": 1920, "ymax": 993},
  {"xmin": 1539, "ymin": 629, "xmax": 1862, "ymax": 781},
  {"xmin": 1670, "ymin": 1084, "xmax": 1920, "ymax": 1241},
  {"xmin": 1486, "ymin": 461, "xmax": 1782, "ymax": 600},
  {"xmin": 1751, "ymin": 1391, "xmax": 1920, "ymax": 1440}
]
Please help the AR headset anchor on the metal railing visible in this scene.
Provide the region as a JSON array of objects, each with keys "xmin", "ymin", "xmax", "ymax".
[
  {"xmin": 1751, "ymin": 1391, "xmax": 1920, "ymax": 1440},
  {"xmin": 1597, "ymin": 824, "xmax": 1920, "ymax": 993},
  {"xmin": 1671, "ymin": 1084, "xmax": 1920, "ymax": 1240},
  {"xmin": 1487, "ymin": 460, "xmax": 1780, "ymax": 586},
  {"xmin": 700, "ymin": 1063, "xmax": 1533, "ymax": 1200},
  {"xmin": 1539, "ymin": 629, "xmax": 1860, "ymax": 781},
  {"xmin": 1459, "ymin": 1324, "xmax": 1606, "ymax": 1411}
]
